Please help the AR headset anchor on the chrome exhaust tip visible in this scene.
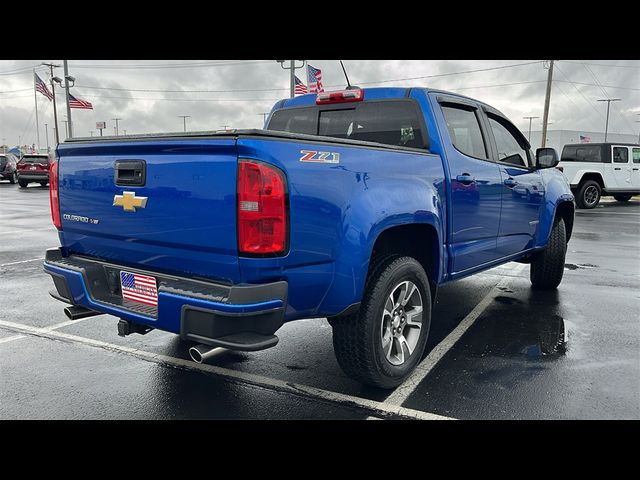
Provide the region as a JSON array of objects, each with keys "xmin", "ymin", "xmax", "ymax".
[
  {"xmin": 64, "ymin": 305, "xmax": 102, "ymax": 320},
  {"xmin": 189, "ymin": 344, "xmax": 220, "ymax": 364}
]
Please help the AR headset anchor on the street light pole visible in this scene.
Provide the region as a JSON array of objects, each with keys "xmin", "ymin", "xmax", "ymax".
[
  {"xmin": 258, "ymin": 112, "xmax": 269, "ymax": 127},
  {"xmin": 63, "ymin": 60, "xmax": 73, "ymax": 138},
  {"xmin": 276, "ymin": 60, "xmax": 306, "ymax": 98},
  {"xmin": 597, "ymin": 98, "xmax": 621, "ymax": 143},
  {"xmin": 44, "ymin": 124, "xmax": 49, "ymax": 151},
  {"xmin": 541, "ymin": 60, "xmax": 555, "ymax": 148},
  {"xmin": 636, "ymin": 114, "xmax": 640, "ymax": 144},
  {"xmin": 178, "ymin": 115, "xmax": 191, "ymax": 132},
  {"xmin": 523, "ymin": 116, "xmax": 540, "ymax": 143}
]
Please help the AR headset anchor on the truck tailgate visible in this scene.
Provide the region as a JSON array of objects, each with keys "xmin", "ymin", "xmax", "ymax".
[{"xmin": 57, "ymin": 138, "xmax": 239, "ymax": 282}]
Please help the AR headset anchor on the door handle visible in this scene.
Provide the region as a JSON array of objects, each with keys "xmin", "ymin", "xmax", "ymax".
[
  {"xmin": 614, "ymin": 167, "xmax": 622, "ymax": 171},
  {"xmin": 503, "ymin": 178, "xmax": 518, "ymax": 188},
  {"xmin": 633, "ymin": 168, "xmax": 639, "ymax": 171},
  {"xmin": 456, "ymin": 174, "xmax": 475, "ymax": 185}
]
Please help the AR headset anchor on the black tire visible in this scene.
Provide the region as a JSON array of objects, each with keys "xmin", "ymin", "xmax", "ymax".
[
  {"xmin": 576, "ymin": 180, "xmax": 601, "ymax": 209},
  {"xmin": 331, "ymin": 255, "xmax": 432, "ymax": 389},
  {"xmin": 40, "ymin": 181, "xmax": 48, "ymax": 187},
  {"xmin": 18, "ymin": 180, "xmax": 28, "ymax": 188},
  {"xmin": 530, "ymin": 217, "xmax": 567, "ymax": 290},
  {"xmin": 9, "ymin": 172, "xmax": 17, "ymax": 184},
  {"xmin": 613, "ymin": 194, "xmax": 632, "ymax": 202}
]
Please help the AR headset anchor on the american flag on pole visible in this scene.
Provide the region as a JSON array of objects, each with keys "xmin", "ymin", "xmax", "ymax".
[
  {"xmin": 68, "ymin": 93, "xmax": 93, "ymax": 109},
  {"xmin": 580, "ymin": 135, "xmax": 591, "ymax": 143},
  {"xmin": 120, "ymin": 271, "xmax": 158, "ymax": 306},
  {"xmin": 35, "ymin": 72, "xmax": 53, "ymax": 101},
  {"xmin": 307, "ymin": 64, "xmax": 324, "ymax": 93},
  {"xmin": 294, "ymin": 75, "xmax": 308, "ymax": 95}
]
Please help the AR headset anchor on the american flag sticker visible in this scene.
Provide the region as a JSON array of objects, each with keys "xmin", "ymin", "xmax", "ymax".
[{"xmin": 119, "ymin": 271, "xmax": 158, "ymax": 306}]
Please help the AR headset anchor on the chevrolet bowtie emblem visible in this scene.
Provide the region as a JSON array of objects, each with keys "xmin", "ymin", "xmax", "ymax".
[{"xmin": 113, "ymin": 191, "xmax": 148, "ymax": 212}]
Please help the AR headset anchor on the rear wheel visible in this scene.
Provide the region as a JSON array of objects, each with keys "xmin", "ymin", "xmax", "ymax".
[
  {"xmin": 18, "ymin": 180, "xmax": 28, "ymax": 188},
  {"xmin": 332, "ymin": 255, "xmax": 432, "ymax": 389},
  {"xmin": 576, "ymin": 180, "xmax": 601, "ymax": 209},
  {"xmin": 40, "ymin": 181, "xmax": 48, "ymax": 187},
  {"xmin": 9, "ymin": 172, "xmax": 17, "ymax": 184},
  {"xmin": 530, "ymin": 217, "xmax": 567, "ymax": 290},
  {"xmin": 613, "ymin": 194, "xmax": 632, "ymax": 202}
]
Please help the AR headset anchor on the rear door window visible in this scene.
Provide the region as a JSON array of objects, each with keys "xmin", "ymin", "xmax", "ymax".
[
  {"xmin": 440, "ymin": 105, "xmax": 487, "ymax": 159},
  {"xmin": 613, "ymin": 147, "xmax": 629, "ymax": 163},
  {"xmin": 633, "ymin": 148, "xmax": 640, "ymax": 163}
]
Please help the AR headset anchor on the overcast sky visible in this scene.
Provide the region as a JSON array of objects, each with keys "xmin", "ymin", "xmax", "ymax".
[{"xmin": 1, "ymin": 59, "xmax": 638, "ymax": 147}]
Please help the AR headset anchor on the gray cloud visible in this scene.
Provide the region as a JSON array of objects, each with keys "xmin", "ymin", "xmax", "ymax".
[{"xmin": 1, "ymin": 59, "xmax": 638, "ymax": 148}]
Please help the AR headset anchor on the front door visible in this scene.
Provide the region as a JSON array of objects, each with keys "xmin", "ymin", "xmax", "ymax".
[
  {"xmin": 611, "ymin": 146, "xmax": 632, "ymax": 190},
  {"xmin": 436, "ymin": 98, "xmax": 502, "ymax": 274},
  {"xmin": 483, "ymin": 111, "xmax": 544, "ymax": 257}
]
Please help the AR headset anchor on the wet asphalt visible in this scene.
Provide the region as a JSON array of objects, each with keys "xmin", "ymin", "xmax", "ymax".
[{"xmin": 1, "ymin": 181, "xmax": 638, "ymax": 420}]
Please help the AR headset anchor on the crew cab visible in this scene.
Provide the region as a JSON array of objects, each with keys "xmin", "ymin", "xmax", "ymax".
[
  {"xmin": 43, "ymin": 87, "xmax": 575, "ymax": 388},
  {"xmin": 559, "ymin": 143, "xmax": 640, "ymax": 208},
  {"xmin": 17, "ymin": 153, "xmax": 51, "ymax": 188}
]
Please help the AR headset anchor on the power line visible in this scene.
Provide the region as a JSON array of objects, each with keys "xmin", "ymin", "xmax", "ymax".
[
  {"xmin": 69, "ymin": 60, "xmax": 271, "ymax": 70},
  {"xmin": 554, "ymin": 64, "xmax": 605, "ymax": 120},
  {"xmin": 559, "ymin": 60, "xmax": 640, "ymax": 69}
]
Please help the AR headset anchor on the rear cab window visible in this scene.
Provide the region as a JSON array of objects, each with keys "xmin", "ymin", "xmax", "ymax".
[
  {"xmin": 440, "ymin": 105, "xmax": 488, "ymax": 160},
  {"xmin": 267, "ymin": 100, "xmax": 427, "ymax": 149}
]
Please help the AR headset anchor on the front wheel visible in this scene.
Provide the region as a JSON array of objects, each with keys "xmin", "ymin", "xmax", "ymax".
[
  {"xmin": 530, "ymin": 217, "xmax": 567, "ymax": 290},
  {"xmin": 613, "ymin": 194, "xmax": 632, "ymax": 202},
  {"xmin": 9, "ymin": 172, "xmax": 17, "ymax": 184},
  {"xmin": 332, "ymin": 255, "xmax": 432, "ymax": 389},
  {"xmin": 18, "ymin": 180, "xmax": 28, "ymax": 188}
]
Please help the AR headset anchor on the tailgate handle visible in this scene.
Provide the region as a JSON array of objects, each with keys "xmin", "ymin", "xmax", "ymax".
[{"xmin": 115, "ymin": 160, "xmax": 146, "ymax": 186}]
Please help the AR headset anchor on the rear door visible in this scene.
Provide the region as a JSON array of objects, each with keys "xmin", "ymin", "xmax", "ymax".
[
  {"xmin": 482, "ymin": 109, "xmax": 544, "ymax": 257},
  {"xmin": 434, "ymin": 96, "xmax": 502, "ymax": 274},
  {"xmin": 611, "ymin": 146, "xmax": 632, "ymax": 189}
]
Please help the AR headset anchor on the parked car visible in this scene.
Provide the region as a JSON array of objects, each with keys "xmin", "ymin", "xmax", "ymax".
[
  {"xmin": 0, "ymin": 153, "xmax": 19, "ymax": 184},
  {"xmin": 16, "ymin": 154, "xmax": 51, "ymax": 188},
  {"xmin": 43, "ymin": 87, "xmax": 574, "ymax": 388},
  {"xmin": 558, "ymin": 143, "xmax": 640, "ymax": 208}
]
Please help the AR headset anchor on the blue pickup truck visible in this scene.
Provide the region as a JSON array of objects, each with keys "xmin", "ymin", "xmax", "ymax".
[{"xmin": 44, "ymin": 87, "xmax": 574, "ymax": 388}]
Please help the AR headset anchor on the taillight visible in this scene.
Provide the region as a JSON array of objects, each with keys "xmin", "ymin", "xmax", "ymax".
[
  {"xmin": 316, "ymin": 88, "xmax": 364, "ymax": 105},
  {"xmin": 237, "ymin": 160, "xmax": 287, "ymax": 255},
  {"xmin": 49, "ymin": 159, "xmax": 62, "ymax": 230}
]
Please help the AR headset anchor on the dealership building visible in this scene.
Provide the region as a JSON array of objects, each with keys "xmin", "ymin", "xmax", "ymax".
[{"xmin": 523, "ymin": 129, "xmax": 638, "ymax": 155}]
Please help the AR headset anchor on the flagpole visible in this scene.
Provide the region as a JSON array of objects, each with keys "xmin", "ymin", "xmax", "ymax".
[{"xmin": 33, "ymin": 69, "xmax": 41, "ymax": 152}]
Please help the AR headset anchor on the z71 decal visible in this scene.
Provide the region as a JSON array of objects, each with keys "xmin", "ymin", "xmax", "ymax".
[{"xmin": 299, "ymin": 150, "xmax": 340, "ymax": 164}]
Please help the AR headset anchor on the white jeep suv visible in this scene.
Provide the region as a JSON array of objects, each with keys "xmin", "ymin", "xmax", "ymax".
[{"xmin": 559, "ymin": 143, "xmax": 640, "ymax": 208}]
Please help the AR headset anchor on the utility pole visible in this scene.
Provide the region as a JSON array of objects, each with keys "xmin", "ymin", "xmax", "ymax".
[
  {"xmin": 44, "ymin": 124, "xmax": 49, "ymax": 151},
  {"xmin": 276, "ymin": 60, "xmax": 306, "ymax": 98},
  {"xmin": 42, "ymin": 62, "xmax": 61, "ymax": 145},
  {"xmin": 523, "ymin": 116, "xmax": 540, "ymax": 143},
  {"xmin": 178, "ymin": 115, "xmax": 191, "ymax": 132},
  {"xmin": 541, "ymin": 60, "xmax": 554, "ymax": 148},
  {"xmin": 63, "ymin": 60, "xmax": 73, "ymax": 138},
  {"xmin": 112, "ymin": 118, "xmax": 122, "ymax": 136},
  {"xmin": 597, "ymin": 98, "xmax": 621, "ymax": 143},
  {"xmin": 220, "ymin": 125, "xmax": 231, "ymax": 131},
  {"xmin": 258, "ymin": 112, "xmax": 269, "ymax": 127}
]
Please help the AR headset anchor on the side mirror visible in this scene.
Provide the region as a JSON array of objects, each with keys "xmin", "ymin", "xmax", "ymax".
[{"xmin": 536, "ymin": 147, "xmax": 559, "ymax": 169}]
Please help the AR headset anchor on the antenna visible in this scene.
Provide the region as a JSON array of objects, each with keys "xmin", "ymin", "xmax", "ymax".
[{"xmin": 340, "ymin": 60, "xmax": 359, "ymax": 90}]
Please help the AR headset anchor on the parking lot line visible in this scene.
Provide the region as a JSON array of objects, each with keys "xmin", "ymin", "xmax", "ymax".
[
  {"xmin": 384, "ymin": 263, "xmax": 527, "ymax": 406},
  {"xmin": 0, "ymin": 317, "xmax": 94, "ymax": 345},
  {"xmin": 0, "ymin": 258, "xmax": 42, "ymax": 267},
  {"xmin": 0, "ymin": 319, "xmax": 454, "ymax": 421}
]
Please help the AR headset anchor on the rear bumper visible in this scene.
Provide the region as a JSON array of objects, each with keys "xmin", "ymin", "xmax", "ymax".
[
  {"xmin": 43, "ymin": 248, "xmax": 287, "ymax": 350},
  {"xmin": 18, "ymin": 173, "xmax": 49, "ymax": 182}
]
